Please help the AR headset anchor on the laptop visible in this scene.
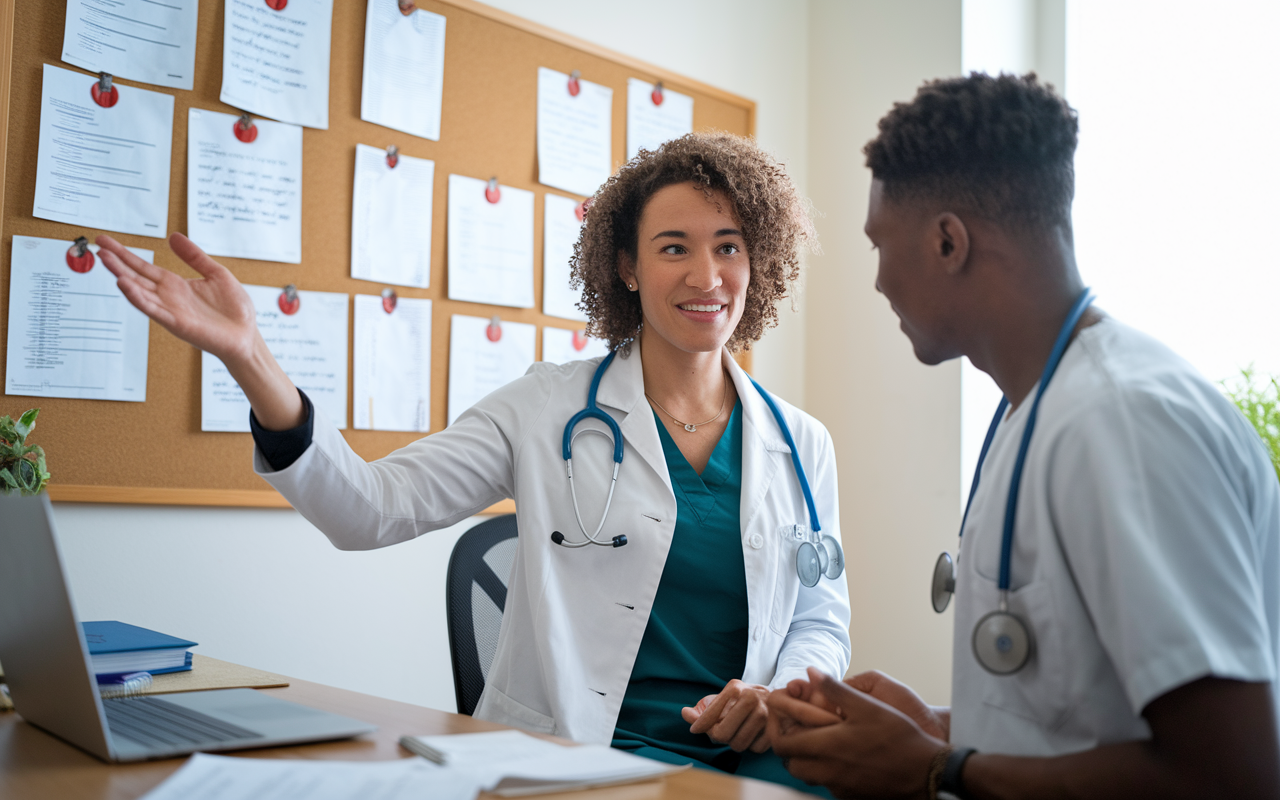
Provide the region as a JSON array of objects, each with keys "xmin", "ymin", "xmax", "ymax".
[{"xmin": 0, "ymin": 493, "xmax": 377, "ymax": 762}]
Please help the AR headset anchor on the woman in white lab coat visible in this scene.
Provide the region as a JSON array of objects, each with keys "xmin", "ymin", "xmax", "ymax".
[{"xmin": 97, "ymin": 132, "xmax": 849, "ymax": 794}]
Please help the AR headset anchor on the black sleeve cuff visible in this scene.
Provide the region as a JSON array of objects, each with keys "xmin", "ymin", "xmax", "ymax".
[{"xmin": 249, "ymin": 389, "xmax": 314, "ymax": 472}]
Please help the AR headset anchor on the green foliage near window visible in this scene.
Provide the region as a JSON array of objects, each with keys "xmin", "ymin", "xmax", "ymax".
[
  {"xmin": 0, "ymin": 408, "xmax": 50, "ymax": 495},
  {"xmin": 1222, "ymin": 368, "xmax": 1280, "ymax": 483}
]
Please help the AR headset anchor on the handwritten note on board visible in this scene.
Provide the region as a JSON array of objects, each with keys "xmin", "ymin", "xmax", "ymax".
[
  {"xmin": 187, "ymin": 108, "xmax": 302, "ymax": 264},
  {"xmin": 6, "ymin": 236, "xmax": 152, "ymax": 402},
  {"xmin": 33, "ymin": 64, "xmax": 173, "ymax": 238},
  {"xmin": 446, "ymin": 175, "xmax": 534, "ymax": 308},
  {"xmin": 626, "ymin": 78, "xmax": 693, "ymax": 160},
  {"xmin": 220, "ymin": 0, "xmax": 332, "ymax": 129},
  {"xmin": 351, "ymin": 143, "xmax": 434, "ymax": 288},
  {"xmin": 354, "ymin": 294, "xmax": 432, "ymax": 432},
  {"xmin": 360, "ymin": 0, "xmax": 446, "ymax": 141},
  {"xmin": 61, "ymin": 0, "xmax": 200, "ymax": 91},
  {"xmin": 536, "ymin": 67, "xmax": 613, "ymax": 197},
  {"xmin": 448, "ymin": 315, "xmax": 535, "ymax": 426},
  {"xmin": 202, "ymin": 285, "xmax": 347, "ymax": 432}
]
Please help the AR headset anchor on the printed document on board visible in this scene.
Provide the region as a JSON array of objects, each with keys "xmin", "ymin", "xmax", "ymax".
[
  {"xmin": 353, "ymin": 294, "xmax": 432, "ymax": 432},
  {"xmin": 360, "ymin": 0, "xmax": 446, "ymax": 141},
  {"xmin": 446, "ymin": 175, "xmax": 534, "ymax": 308},
  {"xmin": 61, "ymin": 0, "xmax": 200, "ymax": 91},
  {"xmin": 626, "ymin": 78, "xmax": 693, "ymax": 160},
  {"xmin": 351, "ymin": 143, "xmax": 434, "ymax": 288},
  {"xmin": 187, "ymin": 108, "xmax": 303, "ymax": 264},
  {"xmin": 33, "ymin": 64, "xmax": 173, "ymax": 238},
  {"xmin": 536, "ymin": 67, "xmax": 612, "ymax": 197},
  {"xmin": 542, "ymin": 192, "xmax": 587, "ymax": 321},
  {"xmin": 202, "ymin": 285, "xmax": 347, "ymax": 432},
  {"xmin": 221, "ymin": 0, "xmax": 332, "ymax": 129},
  {"xmin": 6, "ymin": 236, "xmax": 152, "ymax": 402},
  {"xmin": 448, "ymin": 314, "xmax": 535, "ymax": 426},
  {"xmin": 542, "ymin": 327, "xmax": 609, "ymax": 366}
]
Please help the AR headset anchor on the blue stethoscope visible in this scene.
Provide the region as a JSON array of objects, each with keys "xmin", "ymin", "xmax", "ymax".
[
  {"xmin": 931, "ymin": 287, "xmax": 1096, "ymax": 675},
  {"xmin": 551, "ymin": 351, "xmax": 844, "ymax": 588}
]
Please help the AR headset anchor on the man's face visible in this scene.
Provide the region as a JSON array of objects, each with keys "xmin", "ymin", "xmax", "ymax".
[{"xmin": 865, "ymin": 179, "xmax": 958, "ymax": 365}]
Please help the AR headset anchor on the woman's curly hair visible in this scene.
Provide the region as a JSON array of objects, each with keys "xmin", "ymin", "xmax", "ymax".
[{"xmin": 570, "ymin": 131, "xmax": 815, "ymax": 354}]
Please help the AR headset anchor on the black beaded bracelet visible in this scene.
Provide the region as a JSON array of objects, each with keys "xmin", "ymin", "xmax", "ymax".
[{"xmin": 937, "ymin": 747, "xmax": 975, "ymax": 800}]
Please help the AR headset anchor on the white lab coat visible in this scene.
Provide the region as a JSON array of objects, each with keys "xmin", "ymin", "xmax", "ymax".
[{"xmin": 255, "ymin": 344, "xmax": 851, "ymax": 745}]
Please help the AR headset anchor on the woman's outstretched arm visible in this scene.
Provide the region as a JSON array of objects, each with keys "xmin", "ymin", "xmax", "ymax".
[{"xmin": 97, "ymin": 232, "xmax": 304, "ymax": 430}]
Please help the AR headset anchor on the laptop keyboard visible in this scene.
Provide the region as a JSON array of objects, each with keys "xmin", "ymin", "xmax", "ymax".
[{"xmin": 104, "ymin": 696, "xmax": 263, "ymax": 749}]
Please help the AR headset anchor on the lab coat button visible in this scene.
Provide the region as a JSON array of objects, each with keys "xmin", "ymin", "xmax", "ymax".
[{"xmin": 749, "ymin": 533, "xmax": 764, "ymax": 550}]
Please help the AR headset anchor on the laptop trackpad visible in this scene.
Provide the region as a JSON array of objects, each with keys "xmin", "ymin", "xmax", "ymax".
[{"xmin": 157, "ymin": 688, "xmax": 376, "ymax": 739}]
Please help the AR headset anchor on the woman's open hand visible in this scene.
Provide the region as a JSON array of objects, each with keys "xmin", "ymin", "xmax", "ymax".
[
  {"xmin": 97, "ymin": 232, "xmax": 259, "ymax": 365},
  {"xmin": 682, "ymin": 679, "xmax": 772, "ymax": 753}
]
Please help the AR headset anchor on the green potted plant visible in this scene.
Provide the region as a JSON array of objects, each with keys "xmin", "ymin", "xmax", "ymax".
[
  {"xmin": 1222, "ymin": 368, "xmax": 1280, "ymax": 483},
  {"xmin": 0, "ymin": 408, "xmax": 50, "ymax": 495}
]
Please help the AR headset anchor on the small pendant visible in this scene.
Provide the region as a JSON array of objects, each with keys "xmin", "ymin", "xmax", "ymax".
[{"xmin": 683, "ymin": 423, "xmax": 697, "ymax": 432}]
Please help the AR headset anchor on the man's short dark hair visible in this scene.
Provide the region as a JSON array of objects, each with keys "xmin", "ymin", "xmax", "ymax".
[{"xmin": 864, "ymin": 72, "xmax": 1079, "ymax": 231}]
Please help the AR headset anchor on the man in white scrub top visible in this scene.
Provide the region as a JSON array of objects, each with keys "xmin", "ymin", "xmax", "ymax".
[{"xmin": 766, "ymin": 73, "xmax": 1280, "ymax": 799}]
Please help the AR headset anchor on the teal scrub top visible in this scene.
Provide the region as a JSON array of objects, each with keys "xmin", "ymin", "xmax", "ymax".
[{"xmin": 611, "ymin": 401, "xmax": 748, "ymax": 769}]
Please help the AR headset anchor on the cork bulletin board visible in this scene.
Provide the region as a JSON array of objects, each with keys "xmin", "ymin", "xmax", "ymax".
[{"xmin": 0, "ymin": 0, "xmax": 755, "ymax": 508}]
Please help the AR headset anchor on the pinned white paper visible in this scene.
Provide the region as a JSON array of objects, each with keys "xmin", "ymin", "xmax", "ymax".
[
  {"xmin": 626, "ymin": 78, "xmax": 693, "ymax": 160},
  {"xmin": 187, "ymin": 108, "xmax": 303, "ymax": 264},
  {"xmin": 542, "ymin": 193, "xmax": 587, "ymax": 321},
  {"xmin": 542, "ymin": 327, "xmax": 610, "ymax": 366},
  {"xmin": 221, "ymin": 0, "xmax": 332, "ymax": 129},
  {"xmin": 33, "ymin": 64, "xmax": 174, "ymax": 238},
  {"xmin": 446, "ymin": 175, "xmax": 534, "ymax": 308},
  {"xmin": 536, "ymin": 67, "xmax": 613, "ymax": 197},
  {"xmin": 5, "ymin": 236, "xmax": 152, "ymax": 402},
  {"xmin": 354, "ymin": 294, "xmax": 432, "ymax": 432},
  {"xmin": 351, "ymin": 143, "xmax": 434, "ymax": 288},
  {"xmin": 360, "ymin": 0, "xmax": 446, "ymax": 141},
  {"xmin": 448, "ymin": 314, "xmax": 535, "ymax": 426},
  {"xmin": 61, "ymin": 0, "xmax": 200, "ymax": 91},
  {"xmin": 201, "ymin": 285, "xmax": 348, "ymax": 432}
]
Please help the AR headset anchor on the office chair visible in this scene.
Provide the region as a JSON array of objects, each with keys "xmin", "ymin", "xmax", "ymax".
[{"xmin": 445, "ymin": 514, "xmax": 518, "ymax": 716}]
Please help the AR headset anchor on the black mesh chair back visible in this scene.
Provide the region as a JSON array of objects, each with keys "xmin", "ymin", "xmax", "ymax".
[{"xmin": 445, "ymin": 514, "xmax": 518, "ymax": 716}]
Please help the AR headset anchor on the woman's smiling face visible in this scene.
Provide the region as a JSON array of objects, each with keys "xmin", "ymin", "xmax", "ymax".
[{"xmin": 620, "ymin": 181, "xmax": 750, "ymax": 355}]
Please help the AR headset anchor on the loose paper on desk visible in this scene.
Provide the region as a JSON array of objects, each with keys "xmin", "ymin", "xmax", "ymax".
[
  {"xmin": 351, "ymin": 143, "xmax": 434, "ymax": 288},
  {"xmin": 536, "ymin": 67, "xmax": 612, "ymax": 197},
  {"xmin": 448, "ymin": 315, "xmax": 535, "ymax": 426},
  {"xmin": 360, "ymin": 0, "xmax": 446, "ymax": 141},
  {"xmin": 202, "ymin": 285, "xmax": 348, "ymax": 432},
  {"xmin": 221, "ymin": 0, "xmax": 332, "ymax": 129},
  {"xmin": 542, "ymin": 193, "xmax": 586, "ymax": 321},
  {"xmin": 137, "ymin": 753, "xmax": 476, "ymax": 800},
  {"xmin": 354, "ymin": 294, "xmax": 432, "ymax": 432},
  {"xmin": 33, "ymin": 64, "xmax": 173, "ymax": 238},
  {"xmin": 542, "ymin": 327, "xmax": 609, "ymax": 366},
  {"xmin": 5, "ymin": 236, "xmax": 152, "ymax": 402},
  {"xmin": 187, "ymin": 108, "xmax": 302, "ymax": 264},
  {"xmin": 626, "ymin": 78, "xmax": 693, "ymax": 160},
  {"xmin": 61, "ymin": 0, "xmax": 200, "ymax": 91},
  {"xmin": 446, "ymin": 175, "xmax": 534, "ymax": 308}
]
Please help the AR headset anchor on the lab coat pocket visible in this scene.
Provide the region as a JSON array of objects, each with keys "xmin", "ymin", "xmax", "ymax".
[
  {"xmin": 975, "ymin": 579, "xmax": 1075, "ymax": 731},
  {"xmin": 769, "ymin": 526, "xmax": 802, "ymax": 636},
  {"xmin": 479, "ymin": 683, "xmax": 557, "ymax": 735}
]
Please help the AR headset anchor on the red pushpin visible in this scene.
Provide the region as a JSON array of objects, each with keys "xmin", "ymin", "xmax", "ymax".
[
  {"xmin": 265, "ymin": 0, "xmax": 287, "ymax": 10},
  {"xmin": 381, "ymin": 287, "xmax": 397, "ymax": 313},
  {"xmin": 234, "ymin": 113, "xmax": 258, "ymax": 143},
  {"xmin": 574, "ymin": 199, "xmax": 589, "ymax": 222},
  {"xmin": 572, "ymin": 330, "xmax": 588, "ymax": 352},
  {"xmin": 398, "ymin": 0, "xmax": 416, "ymax": 13},
  {"xmin": 386, "ymin": 144, "xmax": 399, "ymax": 169},
  {"xmin": 66, "ymin": 237, "xmax": 95, "ymax": 273},
  {"xmin": 651, "ymin": 81, "xmax": 664, "ymax": 106},
  {"xmin": 485, "ymin": 177, "xmax": 501, "ymax": 204},
  {"xmin": 90, "ymin": 73, "xmax": 118, "ymax": 108},
  {"xmin": 278, "ymin": 284, "xmax": 300, "ymax": 315},
  {"xmin": 485, "ymin": 316, "xmax": 502, "ymax": 342},
  {"xmin": 567, "ymin": 70, "xmax": 581, "ymax": 97}
]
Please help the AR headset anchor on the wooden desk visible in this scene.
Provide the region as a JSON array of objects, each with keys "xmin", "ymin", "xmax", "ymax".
[{"xmin": 0, "ymin": 675, "xmax": 810, "ymax": 799}]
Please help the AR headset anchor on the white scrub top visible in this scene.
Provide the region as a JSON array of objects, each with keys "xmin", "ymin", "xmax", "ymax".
[{"xmin": 951, "ymin": 317, "xmax": 1280, "ymax": 756}]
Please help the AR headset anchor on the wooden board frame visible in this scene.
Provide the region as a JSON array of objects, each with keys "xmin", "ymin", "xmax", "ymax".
[{"xmin": 0, "ymin": 0, "xmax": 755, "ymax": 510}]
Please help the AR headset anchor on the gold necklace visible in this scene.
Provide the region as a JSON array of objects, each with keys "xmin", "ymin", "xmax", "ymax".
[{"xmin": 645, "ymin": 376, "xmax": 730, "ymax": 433}]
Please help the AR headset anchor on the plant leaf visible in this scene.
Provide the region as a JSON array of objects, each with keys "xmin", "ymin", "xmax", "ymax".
[
  {"xmin": 14, "ymin": 408, "xmax": 38, "ymax": 442},
  {"xmin": 0, "ymin": 467, "xmax": 17, "ymax": 491}
]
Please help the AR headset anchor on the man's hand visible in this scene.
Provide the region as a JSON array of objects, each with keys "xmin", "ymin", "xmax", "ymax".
[
  {"xmin": 768, "ymin": 669, "xmax": 946, "ymax": 799},
  {"xmin": 682, "ymin": 679, "xmax": 772, "ymax": 753}
]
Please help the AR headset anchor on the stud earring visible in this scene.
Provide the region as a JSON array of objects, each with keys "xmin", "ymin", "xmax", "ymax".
[{"xmin": 628, "ymin": 283, "xmax": 635, "ymax": 290}]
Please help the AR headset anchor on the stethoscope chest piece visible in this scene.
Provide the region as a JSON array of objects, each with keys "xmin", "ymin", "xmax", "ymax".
[
  {"xmin": 931, "ymin": 551, "xmax": 956, "ymax": 613},
  {"xmin": 796, "ymin": 533, "xmax": 844, "ymax": 588},
  {"xmin": 972, "ymin": 608, "xmax": 1033, "ymax": 675}
]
